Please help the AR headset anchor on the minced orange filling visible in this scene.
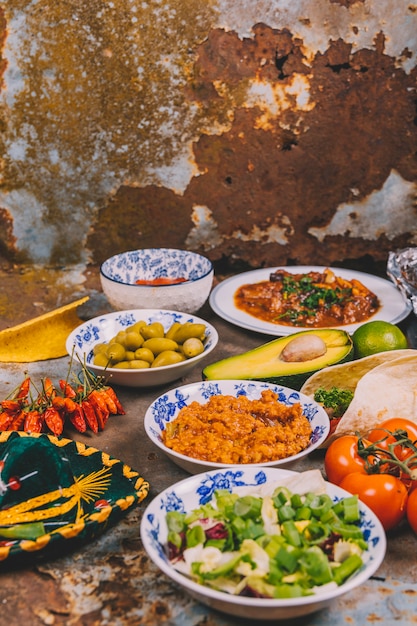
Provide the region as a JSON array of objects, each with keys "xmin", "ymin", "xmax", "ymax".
[{"xmin": 162, "ymin": 389, "xmax": 312, "ymax": 464}]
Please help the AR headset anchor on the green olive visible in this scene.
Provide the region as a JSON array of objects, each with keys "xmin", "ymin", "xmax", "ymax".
[
  {"xmin": 151, "ymin": 350, "xmax": 185, "ymax": 368},
  {"xmin": 106, "ymin": 342, "xmax": 126, "ymax": 363},
  {"xmin": 112, "ymin": 330, "xmax": 128, "ymax": 345},
  {"xmin": 130, "ymin": 321, "xmax": 147, "ymax": 333},
  {"xmin": 165, "ymin": 322, "xmax": 182, "ymax": 340},
  {"xmin": 142, "ymin": 337, "xmax": 179, "ymax": 355},
  {"xmin": 124, "ymin": 331, "xmax": 144, "ymax": 351},
  {"xmin": 140, "ymin": 322, "xmax": 165, "ymax": 339},
  {"xmin": 93, "ymin": 343, "xmax": 108, "ymax": 355},
  {"xmin": 129, "ymin": 359, "xmax": 151, "ymax": 369},
  {"xmin": 134, "ymin": 347, "xmax": 155, "ymax": 363},
  {"xmin": 112, "ymin": 360, "xmax": 131, "ymax": 369},
  {"xmin": 93, "ymin": 352, "xmax": 110, "ymax": 367},
  {"xmin": 172, "ymin": 323, "xmax": 206, "ymax": 344},
  {"xmin": 182, "ymin": 337, "xmax": 204, "ymax": 358}
]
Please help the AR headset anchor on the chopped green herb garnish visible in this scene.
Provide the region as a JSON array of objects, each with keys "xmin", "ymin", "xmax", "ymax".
[
  {"xmin": 273, "ymin": 275, "xmax": 353, "ymax": 325},
  {"xmin": 313, "ymin": 387, "xmax": 354, "ymax": 418}
]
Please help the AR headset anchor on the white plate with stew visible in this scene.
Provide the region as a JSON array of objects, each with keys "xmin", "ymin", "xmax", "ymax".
[{"xmin": 209, "ymin": 266, "xmax": 411, "ymax": 336}]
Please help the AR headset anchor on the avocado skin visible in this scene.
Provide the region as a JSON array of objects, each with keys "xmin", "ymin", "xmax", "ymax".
[{"xmin": 202, "ymin": 329, "xmax": 354, "ymax": 391}]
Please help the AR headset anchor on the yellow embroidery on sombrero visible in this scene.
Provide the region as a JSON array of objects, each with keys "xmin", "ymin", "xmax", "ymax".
[
  {"xmin": 53, "ymin": 520, "xmax": 86, "ymax": 539},
  {"xmin": 89, "ymin": 506, "xmax": 113, "ymax": 523},
  {"xmin": 0, "ymin": 466, "xmax": 112, "ymax": 525},
  {"xmin": 0, "ymin": 545, "xmax": 10, "ymax": 561},
  {"xmin": 116, "ymin": 495, "xmax": 136, "ymax": 511},
  {"xmin": 20, "ymin": 534, "xmax": 51, "ymax": 552}
]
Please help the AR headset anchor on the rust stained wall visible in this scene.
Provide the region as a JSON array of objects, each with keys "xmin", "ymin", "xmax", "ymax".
[{"xmin": 0, "ymin": 1, "xmax": 416, "ymax": 274}]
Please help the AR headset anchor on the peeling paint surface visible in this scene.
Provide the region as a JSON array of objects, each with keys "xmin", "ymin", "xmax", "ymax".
[
  {"xmin": 0, "ymin": 0, "xmax": 416, "ymax": 276},
  {"xmin": 309, "ymin": 170, "xmax": 417, "ymax": 243}
]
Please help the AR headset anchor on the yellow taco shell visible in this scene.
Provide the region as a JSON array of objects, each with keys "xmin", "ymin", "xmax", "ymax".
[{"xmin": 0, "ymin": 297, "xmax": 89, "ymax": 362}]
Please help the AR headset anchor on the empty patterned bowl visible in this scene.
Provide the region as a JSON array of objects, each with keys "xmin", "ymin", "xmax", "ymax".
[
  {"xmin": 100, "ymin": 248, "xmax": 214, "ymax": 313},
  {"xmin": 144, "ymin": 380, "xmax": 330, "ymax": 473}
]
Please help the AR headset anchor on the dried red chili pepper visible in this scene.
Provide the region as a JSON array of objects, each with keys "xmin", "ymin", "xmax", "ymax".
[
  {"xmin": 24, "ymin": 410, "xmax": 44, "ymax": 433},
  {"xmin": 44, "ymin": 406, "xmax": 64, "ymax": 436},
  {"xmin": 16, "ymin": 377, "xmax": 31, "ymax": 400},
  {"xmin": 102, "ymin": 386, "xmax": 125, "ymax": 415},
  {"xmin": 64, "ymin": 397, "xmax": 78, "ymax": 413},
  {"xmin": 81, "ymin": 400, "xmax": 99, "ymax": 434},
  {"xmin": 67, "ymin": 404, "xmax": 87, "ymax": 433},
  {"xmin": 9, "ymin": 410, "xmax": 26, "ymax": 431},
  {"xmin": 88, "ymin": 390, "xmax": 110, "ymax": 430},
  {"xmin": 0, "ymin": 412, "xmax": 14, "ymax": 430},
  {"xmin": 97, "ymin": 388, "xmax": 118, "ymax": 414},
  {"xmin": 43, "ymin": 377, "xmax": 57, "ymax": 401},
  {"xmin": 1, "ymin": 400, "xmax": 22, "ymax": 414},
  {"xmin": 59, "ymin": 380, "xmax": 77, "ymax": 398},
  {"xmin": 52, "ymin": 396, "xmax": 67, "ymax": 412}
]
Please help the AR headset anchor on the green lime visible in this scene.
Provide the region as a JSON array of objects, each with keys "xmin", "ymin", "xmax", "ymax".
[{"xmin": 352, "ymin": 321, "xmax": 408, "ymax": 359}]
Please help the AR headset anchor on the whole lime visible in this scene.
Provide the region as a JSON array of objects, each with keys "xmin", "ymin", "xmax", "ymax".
[{"xmin": 352, "ymin": 321, "xmax": 408, "ymax": 359}]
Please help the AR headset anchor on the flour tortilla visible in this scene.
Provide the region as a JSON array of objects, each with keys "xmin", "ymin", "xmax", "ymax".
[
  {"xmin": 300, "ymin": 349, "xmax": 416, "ymax": 397},
  {"xmin": 332, "ymin": 353, "xmax": 417, "ymax": 439},
  {"xmin": 300, "ymin": 349, "xmax": 417, "ymax": 445}
]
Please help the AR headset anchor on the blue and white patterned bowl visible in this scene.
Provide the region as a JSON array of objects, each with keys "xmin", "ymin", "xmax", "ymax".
[
  {"xmin": 100, "ymin": 248, "xmax": 214, "ymax": 313},
  {"xmin": 144, "ymin": 380, "xmax": 330, "ymax": 473},
  {"xmin": 140, "ymin": 466, "xmax": 386, "ymax": 620},
  {"xmin": 66, "ymin": 309, "xmax": 219, "ymax": 387}
]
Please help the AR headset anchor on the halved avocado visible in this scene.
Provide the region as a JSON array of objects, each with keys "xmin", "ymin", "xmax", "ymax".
[{"xmin": 202, "ymin": 329, "xmax": 354, "ymax": 390}]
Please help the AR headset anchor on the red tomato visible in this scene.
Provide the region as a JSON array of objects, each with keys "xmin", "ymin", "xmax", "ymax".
[
  {"xmin": 367, "ymin": 418, "xmax": 417, "ymax": 451},
  {"xmin": 339, "ymin": 472, "xmax": 408, "ymax": 531},
  {"xmin": 367, "ymin": 418, "xmax": 417, "ymax": 483},
  {"xmin": 324, "ymin": 435, "xmax": 367, "ymax": 485},
  {"xmin": 406, "ymin": 487, "xmax": 417, "ymax": 534}
]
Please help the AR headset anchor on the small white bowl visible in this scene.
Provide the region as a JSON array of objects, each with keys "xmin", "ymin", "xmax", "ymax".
[
  {"xmin": 144, "ymin": 380, "xmax": 330, "ymax": 473},
  {"xmin": 140, "ymin": 467, "xmax": 386, "ymax": 620},
  {"xmin": 100, "ymin": 248, "xmax": 214, "ymax": 313},
  {"xmin": 66, "ymin": 309, "xmax": 219, "ymax": 388}
]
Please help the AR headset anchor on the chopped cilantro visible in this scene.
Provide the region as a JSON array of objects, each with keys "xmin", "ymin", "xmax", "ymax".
[
  {"xmin": 277, "ymin": 276, "xmax": 352, "ymax": 325},
  {"xmin": 313, "ymin": 387, "xmax": 354, "ymax": 418}
]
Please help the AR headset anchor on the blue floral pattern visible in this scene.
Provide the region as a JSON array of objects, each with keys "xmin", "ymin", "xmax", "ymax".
[
  {"xmin": 146, "ymin": 380, "xmax": 330, "ymax": 458},
  {"xmin": 101, "ymin": 248, "xmax": 213, "ymax": 284},
  {"xmin": 68, "ymin": 310, "xmax": 216, "ymax": 366},
  {"xmin": 141, "ymin": 467, "xmax": 386, "ymax": 577}
]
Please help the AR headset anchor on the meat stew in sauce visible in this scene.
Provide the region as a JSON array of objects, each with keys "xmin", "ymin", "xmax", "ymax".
[{"xmin": 234, "ymin": 268, "xmax": 380, "ymax": 327}]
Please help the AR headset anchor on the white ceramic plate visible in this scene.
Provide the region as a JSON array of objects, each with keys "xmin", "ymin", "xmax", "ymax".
[
  {"xmin": 209, "ymin": 266, "xmax": 411, "ymax": 336},
  {"xmin": 140, "ymin": 467, "xmax": 387, "ymax": 620},
  {"xmin": 144, "ymin": 379, "xmax": 330, "ymax": 473}
]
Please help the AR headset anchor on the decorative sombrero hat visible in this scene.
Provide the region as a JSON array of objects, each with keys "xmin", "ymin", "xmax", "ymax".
[{"xmin": 0, "ymin": 431, "xmax": 150, "ymax": 561}]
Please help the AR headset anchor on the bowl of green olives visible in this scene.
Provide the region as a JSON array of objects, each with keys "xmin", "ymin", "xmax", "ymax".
[
  {"xmin": 66, "ymin": 309, "xmax": 219, "ymax": 387},
  {"xmin": 100, "ymin": 248, "xmax": 214, "ymax": 314}
]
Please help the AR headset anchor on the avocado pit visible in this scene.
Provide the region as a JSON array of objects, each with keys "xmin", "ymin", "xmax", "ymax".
[{"xmin": 280, "ymin": 335, "xmax": 327, "ymax": 363}]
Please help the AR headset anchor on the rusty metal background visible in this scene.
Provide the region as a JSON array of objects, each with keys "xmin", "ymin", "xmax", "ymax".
[{"xmin": 0, "ymin": 1, "xmax": 416, "ymax": 277}]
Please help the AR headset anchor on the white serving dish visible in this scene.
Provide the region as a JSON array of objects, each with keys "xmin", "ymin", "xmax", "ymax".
[
  {"xmin": 140, "ymin": 467, "xmax": 386, "ymax": 620},
  {"xmin": 66, "ymin": 309, "xmax": 218, "ymax": 387},
  {"xmin": 144, "ymin": 379, "xmax": 330, "ymax": 473}
]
